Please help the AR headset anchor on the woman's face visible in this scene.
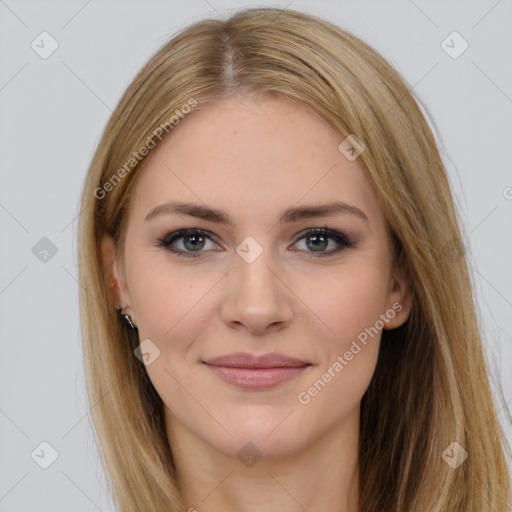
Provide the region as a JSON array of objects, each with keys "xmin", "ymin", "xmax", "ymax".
[{"xmin": 103, "ymin": 97, "xmax": 411, "ymax": 460}]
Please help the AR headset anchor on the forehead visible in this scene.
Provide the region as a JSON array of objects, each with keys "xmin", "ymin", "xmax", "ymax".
[{"xmin": 129, "ymin": 97, "xmax": 385, "ymax": 229}]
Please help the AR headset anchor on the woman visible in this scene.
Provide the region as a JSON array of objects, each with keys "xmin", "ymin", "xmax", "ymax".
[{"xmin": 77, "ymin": 7, "xmax": 511, "ymax": 511}]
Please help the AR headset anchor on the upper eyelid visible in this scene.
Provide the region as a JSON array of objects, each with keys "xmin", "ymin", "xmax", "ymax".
[
  {"xmin": 161, "ymin": 227, "xmax": 351, "ymax": 248},
  {"xmin": 167, "ymin": 228, "xmax": 220, "ymax": 245}
]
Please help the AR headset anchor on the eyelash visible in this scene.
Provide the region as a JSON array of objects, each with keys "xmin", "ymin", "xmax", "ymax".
[{"xmin": 156, "ymin": 227, "xmax": 354, "ymax": 259}]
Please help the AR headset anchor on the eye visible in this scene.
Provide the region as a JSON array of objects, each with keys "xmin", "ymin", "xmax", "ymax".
[
  {"xmin": 291, "ymin": 227, "xmax": 354, "ymax": 257},
  {"xmin": 156, "ymin": 227, "xmax": 354, "ymax": 258},
  {"xmin": 157, "ymin": 228, "xmax": 220, "ymax": 258}
]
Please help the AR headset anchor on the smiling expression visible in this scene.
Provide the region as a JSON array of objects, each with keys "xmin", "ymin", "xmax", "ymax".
[{"xmin": 104, "ymin": 96, "xmax": 411, "ymax": 459}]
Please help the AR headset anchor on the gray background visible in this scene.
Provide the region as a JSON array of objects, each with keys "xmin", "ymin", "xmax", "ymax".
[{"xmin": 1, "ymin": 0, "xmax": 511, "ymax": 510}]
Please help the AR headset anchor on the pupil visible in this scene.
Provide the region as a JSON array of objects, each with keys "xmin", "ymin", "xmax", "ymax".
[
  {"xmin": 308, "ymin": 235, "xmax": 327, "ymax": 251},
  {"xmin": 185, "ymin": 235, "xmax": 204, "ymax": 251}
]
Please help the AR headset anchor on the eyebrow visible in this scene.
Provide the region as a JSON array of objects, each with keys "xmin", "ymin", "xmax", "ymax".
[{"xmin": 144, "ymin": 200, "xmax": 369, "ymax": 225}]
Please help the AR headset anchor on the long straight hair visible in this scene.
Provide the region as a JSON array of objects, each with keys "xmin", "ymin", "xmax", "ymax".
[{"xmin": 77, "ymin": 7, "xmax": 511, "ymax": 511}]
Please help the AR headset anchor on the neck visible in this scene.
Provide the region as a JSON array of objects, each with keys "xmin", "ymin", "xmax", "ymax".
[{"xmin": 166, "ymin": 408, "xmax": 360, "ymax": 512}]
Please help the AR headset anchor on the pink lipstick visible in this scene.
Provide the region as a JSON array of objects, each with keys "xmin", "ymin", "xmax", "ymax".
[{"xmin": 203, "ymin": 352, "xmax": 311, "ymax": 390}]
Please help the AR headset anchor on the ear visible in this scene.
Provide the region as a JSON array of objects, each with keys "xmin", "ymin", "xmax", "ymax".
[
  {"xmin": 383, "ymin": 263, "xmax": 413, "ymax": 330},
  {"xmin": 101, "ymin": 234, "xmax": 131, "ymax": 309}
]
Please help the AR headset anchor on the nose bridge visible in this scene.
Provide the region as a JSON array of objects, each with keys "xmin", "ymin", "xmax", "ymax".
[
  {"xmin": 233, "ymin": 236, "xmax": 281, "ymax": 301},
  {"xmin": 221, "ymin": 236, "xmax": 293, "ymax": 332}
]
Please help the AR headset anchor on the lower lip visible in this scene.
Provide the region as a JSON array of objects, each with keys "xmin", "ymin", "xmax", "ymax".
[{"xmin": 204, "ymin": 364, "xmax": 309, "ymax": 389}]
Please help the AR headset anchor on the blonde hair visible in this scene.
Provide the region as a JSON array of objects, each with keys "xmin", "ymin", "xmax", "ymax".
[{"xmin": 77, "ymin": 7, "xmax": 511, "ymax": 511}]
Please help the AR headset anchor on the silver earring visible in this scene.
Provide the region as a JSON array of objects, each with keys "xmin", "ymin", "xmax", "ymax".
[{"xmin": 117, "ymin": 305, "xmax": 137, "ymax": 332}]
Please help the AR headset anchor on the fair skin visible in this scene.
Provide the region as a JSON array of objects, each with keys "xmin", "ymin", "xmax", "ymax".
[{"xmin": 102, "ymin": 97, "xmax": 412, "ymax": 512}]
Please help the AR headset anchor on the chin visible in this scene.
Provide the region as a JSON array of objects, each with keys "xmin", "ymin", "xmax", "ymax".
[{"xmin": 210, "ymin": 408, "xmax": 313, "ymax": 461}]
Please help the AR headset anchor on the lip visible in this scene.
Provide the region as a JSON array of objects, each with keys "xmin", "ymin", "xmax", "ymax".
[
  {"xmin": 203, "ymin": 352, "xmax": 311, "ymax": 390},
  {"xmin": 203, "ymin": 352, "xmax": 309, "ymax": 368}
]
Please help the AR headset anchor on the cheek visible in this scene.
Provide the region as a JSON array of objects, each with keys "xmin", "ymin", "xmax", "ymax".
[
  {"xmin": 305, "ymin": 262, "xmax": 389, "ymax": 347},
  {"xmin": 296, "ymin": 263, "xmax": 388, "ymax": 405},
  {"xmin": 126, "ymin": 250, "xmax": 220, "ymax": 352},
  {"xmin": 124, "ymin": 253, "xmax": 212, "ymax": 412}
]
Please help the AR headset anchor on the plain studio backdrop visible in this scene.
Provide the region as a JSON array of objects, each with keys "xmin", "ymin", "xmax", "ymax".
[{"xmin": 1, "ymin": 0, "xmax": 511, "ymax": 510}]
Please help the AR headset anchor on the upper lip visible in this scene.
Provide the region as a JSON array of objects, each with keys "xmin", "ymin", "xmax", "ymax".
[{"xmin": 203, "ymin": 352, "xmax": 310, "ymax": 368}]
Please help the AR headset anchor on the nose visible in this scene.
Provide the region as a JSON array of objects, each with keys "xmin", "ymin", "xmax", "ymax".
[{"xmin": 220, "ymin": 246, "xmax": 294, "ymax": 335}]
